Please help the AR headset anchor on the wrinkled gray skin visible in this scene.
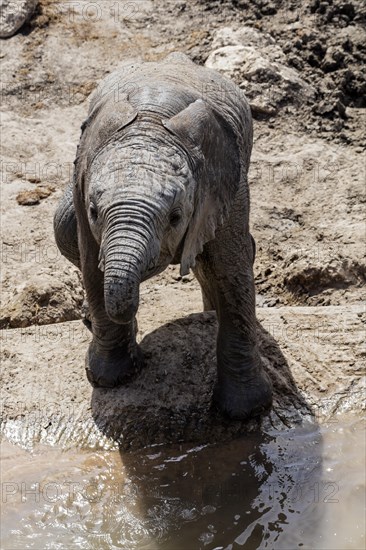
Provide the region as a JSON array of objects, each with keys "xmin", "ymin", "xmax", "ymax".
[{"xmin": 54, "ymin": 53, "xmax": 272, "ymax": 420}]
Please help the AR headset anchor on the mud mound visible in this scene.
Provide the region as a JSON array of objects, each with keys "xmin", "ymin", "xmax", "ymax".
[
  {"xmin": 255, "ymin": 255, "xmax": 365, "ymax": 307},
  {"xmin": 201, "ymin": 0, "xmax": 365, "ymax": 143},
  {"xmin": 284, "ymin": 258, "xmax": 366, "ymax": 298},
  {"xmin": 0, "ymin": 274, "xmax": 83, "ymax": 328},
  {"xmin": 1, "ymin": 306, "xmax": 364, "ymax": 451},
  {"xmin": 206, "ymin": 26, "xmax": 316, "ymax": 117}
]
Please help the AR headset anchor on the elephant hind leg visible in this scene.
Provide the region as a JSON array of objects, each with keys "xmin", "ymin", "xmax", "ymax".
[
  {"xmin": 194, "ymin": 223, "xmax": 272, "ymax": 421},
  {"xmin": 54, "ymin": 183, "xmax": 80, "ymax": 269}
]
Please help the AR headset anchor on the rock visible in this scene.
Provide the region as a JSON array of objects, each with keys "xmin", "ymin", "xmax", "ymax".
[
  {"xmin": 249, "ymin": 97, "xmax": 277, "ymax": 117},
  {"xmin": 16, "ymin": 185, "xmax": 55, "ymax": 205},
  {"xmin": 205, "ymin": 27, "xmax": 316, "ymax": 115},
  {"xmin": 0, "ymin": 0, "xmax": 37, "ymax": 38},
  {"xmin": 210, "ymin": 26, "xmax": 274, "ymax": 50},
  {"xmin": 1, "ymin": 306, "xmax": 364, "ymax": 451}
]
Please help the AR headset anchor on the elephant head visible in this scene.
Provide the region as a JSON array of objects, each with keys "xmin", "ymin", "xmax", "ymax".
[{"xmin": 74, "ymin": 89, "xmax": 244, "ymax": 325}]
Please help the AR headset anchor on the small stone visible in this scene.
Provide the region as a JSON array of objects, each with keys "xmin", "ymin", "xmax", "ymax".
[
  {"xmin": 16, "ymin": 185, "xmax": 55, "ymax": 205},
  {"xmin": 265, "ymin": 298, "xmax": 278, "ymax": 307},
  {"xmin": 27, "ymin": 175, "xmax": 41, "ymax": 184},
  {"xmin": 250, "ymin": 99, "xmax": 277, "ymax": 117},
  {"xmin": 0, "ymin": 0, "xmax": 37, "ymax": 38},
  {"xmin": 321, "ymin": 46, "xmax": 345, "ymax": 72}
]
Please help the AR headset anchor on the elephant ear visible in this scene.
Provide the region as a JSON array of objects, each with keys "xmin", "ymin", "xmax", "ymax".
[
  {"xmin": 162, "ymin": 99, "xmax": 241, "ymax": 276},
  {"xmin": 74, "ymin": 88, "xmax": 138, "ymax": 196}
]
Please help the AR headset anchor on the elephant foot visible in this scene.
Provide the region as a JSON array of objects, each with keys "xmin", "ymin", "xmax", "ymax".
[
  {"xmin": 213, "ymin": 368, "xmax": 273, "ymax": 420},
  {"xmin": 85, "ymin": 340, "xmax": 144, "ymax": 388}
]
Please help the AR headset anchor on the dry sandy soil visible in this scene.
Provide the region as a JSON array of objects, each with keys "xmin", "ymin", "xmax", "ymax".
[{"xmin": 0, "ymin": 0, "xmax": 365, "ymax": 446}]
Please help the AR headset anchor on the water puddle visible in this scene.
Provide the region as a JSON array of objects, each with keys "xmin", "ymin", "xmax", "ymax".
[{"xmin": 1, "ymin": 415, "xmax": 364, "ymax": 549}]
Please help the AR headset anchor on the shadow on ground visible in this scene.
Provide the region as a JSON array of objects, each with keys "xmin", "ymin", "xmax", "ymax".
[
  {"xmin": 91, "ymin": 312, "xmax": 315, "ymax": 451},
  {"xmin": 90, "ymin": 312, "xmax": 323, "ymax": 549}
]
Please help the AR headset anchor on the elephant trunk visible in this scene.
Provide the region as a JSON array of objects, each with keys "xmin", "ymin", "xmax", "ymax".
[{"xmin": 103, "ymin": 200, "xmax": 159, "ymax": 324}]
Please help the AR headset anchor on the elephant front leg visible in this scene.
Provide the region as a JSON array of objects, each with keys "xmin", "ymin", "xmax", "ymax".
[
  {"xmin": 77, "ymin": 220, "xmax": 143, "ymax": 388},
  {"xmin": 86, "ymin": 312, "xmax": 143, "ymax": 388},
  {"xmin": 194, "ymin": 230, "xmax": 272, "ymax": 420}
]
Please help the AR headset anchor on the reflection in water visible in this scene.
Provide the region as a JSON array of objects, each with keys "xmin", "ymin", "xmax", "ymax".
[{"xmin": 1, "ymin": 416, "xmax": 364, "ymax": 549}]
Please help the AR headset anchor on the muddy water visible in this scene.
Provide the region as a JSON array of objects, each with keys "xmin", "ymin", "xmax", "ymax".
[{"xmin": 1, "ymin": 415, "xmax": 364, "ymax": 550}]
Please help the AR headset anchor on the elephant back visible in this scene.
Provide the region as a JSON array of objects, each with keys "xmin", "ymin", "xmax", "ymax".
[{"xmin": 87, "ymin": 53, "xmax": 252, "ymax": 166}]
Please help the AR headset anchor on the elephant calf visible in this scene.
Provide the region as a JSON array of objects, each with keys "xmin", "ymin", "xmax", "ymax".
[{"xmin": 54, "ymin": 52, "xmax": 272, "ymax": 420}]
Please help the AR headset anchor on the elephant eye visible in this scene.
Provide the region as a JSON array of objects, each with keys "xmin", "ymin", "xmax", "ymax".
[
  {"xmin": 89, "ymin": 202, "xmax": 98, "ymax": 222},
  {"xmin": 169, "ymin": 208, "xmax": 182, "ymax": 228}
]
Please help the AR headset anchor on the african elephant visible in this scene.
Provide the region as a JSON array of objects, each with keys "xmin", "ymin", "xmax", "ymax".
[{"xmin": 54, "ymin": 52, "xmax": 272, "ymax": 420}]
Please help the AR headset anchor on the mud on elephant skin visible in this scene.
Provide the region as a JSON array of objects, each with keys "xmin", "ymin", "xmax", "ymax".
[
  {"xmin": 54, "ymin": 52, "xmax": 272, "ymax": 420},
  {"xmin": 90, "ymin": 312, "xmax": 314, "ymax": 450}
]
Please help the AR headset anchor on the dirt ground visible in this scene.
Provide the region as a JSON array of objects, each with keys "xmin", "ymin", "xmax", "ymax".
[
  {"xmin": 1, "ymin": 304, "xmax": 364, "ymax": 450},
  {"xmin": 1, "ymin": 0, "xmax": 364, "ymax": 331},
  {"xmin": 0, "ymin": 1, "xmax": 365, "ymax": 443}
]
